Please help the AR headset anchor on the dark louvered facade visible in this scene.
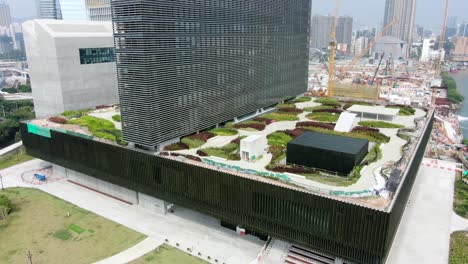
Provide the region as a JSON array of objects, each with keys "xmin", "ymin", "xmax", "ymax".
[
  {"xmin": 111, "ymin": 0, "xmax": 311, "ymax": 148},
  {"xmin": 20, "ymin": 110, "xmax": 433, "ymax": 264}
]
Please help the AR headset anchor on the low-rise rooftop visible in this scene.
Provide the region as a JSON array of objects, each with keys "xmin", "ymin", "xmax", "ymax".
[{"xmin": 25, "ymin": 98, "xmax": 431, "ymax": 210}]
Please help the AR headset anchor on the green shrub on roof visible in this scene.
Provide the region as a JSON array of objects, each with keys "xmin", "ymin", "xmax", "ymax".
[
  {"xmin": 62, "ymin": 109, "xmax": 91, "ymax": 119},
  {"xmin": 314, "ymin": 98, "xmax": 340, "ymax": 106},
  {"xmin": 112, "ymin": 115, "xmax": 121, "ymax": 122},
  {"xmin": 358, "ymin": 121, "xmax": 403, "ymax": 129},
  {"xmin": 209, "ymin": 127, "xmax": 238, "ymax": 136},
  {"xmin": 68, "ymin": 116, "xmax": 124, "ymax": 144}
]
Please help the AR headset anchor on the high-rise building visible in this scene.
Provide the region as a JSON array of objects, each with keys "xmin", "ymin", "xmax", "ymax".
[
  {"xmin": 447, "ymin": 16, "xmax": 458, "ymax": 29},
  {"xmin": 458, "ymin": 22, "xmax": 468, "ymax": 37},
  {"xmin": 23, "ymin": 20, "xmax": 118, "ymax": 118},
  {"xmin": 112, "ymin": 1, "xmax": 311, "ymax": 149},
  {"xmin": 85, "ymin": 0, "xmax": 111, "ymax": 21},
  {"xmin": 36, "ymin": 0, "xmax": 62, "ymax": 19},
  {"xmin": 383, "ymin": 0, "xmax": 416, "ymax": 43},
  {"xmin": 310, "ymin": 15, "xmax": 334, "ymax": 50},
  {"xmin": 310, "ymin": 15, "xmax": 353, "ymax": 52},
  {"xmin": 336, "ymin": 16, "xmax": 353, "ymax": 50},
  {"xmin": 60, "ymin": 0, "xmax": 88, "ymax": 20},
  {"xmin": 0, "ymin": 0, "xmax": 12, "ymax": 28}
]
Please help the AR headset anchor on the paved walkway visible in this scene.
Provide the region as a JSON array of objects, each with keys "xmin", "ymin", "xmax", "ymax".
[
  {"xmin": 0, "ymin": 141, "xmax": 22, "ymax": 156},
  {"xmin": 452, "ymin": 211, "xmax": 468, "ymax": 232},
  {"xmin": 386, "ymin": 158, "xmax": 456, "ymax": 264},
  {"xmin": 175, "ymin": 103, "xmax": 427, "ymax": 194},
  {"xmin": 93, "ymin": 237, "xmax": 163, "ymax": 264},
  {"xmin": 1, "ymin": 159, "xmax": 265, "ymax": 264}
]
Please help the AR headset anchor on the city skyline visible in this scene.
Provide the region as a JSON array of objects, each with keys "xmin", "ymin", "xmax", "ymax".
[{"xmin": 8, "ymin": 0, "xmax": 468, "ymax": 31}]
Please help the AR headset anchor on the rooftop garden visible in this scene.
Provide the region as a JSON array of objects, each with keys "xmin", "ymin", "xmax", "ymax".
[
  {"xmin": 67, "ymin": 116, "xmax": 127, "ymax": 146},
  {"xmin": 197, "ymin": 139, "xmax": 243, "ymax": 161}
]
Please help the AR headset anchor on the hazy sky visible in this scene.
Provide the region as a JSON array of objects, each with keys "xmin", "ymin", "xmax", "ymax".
[
  {"xmin": 313, "ymin": 0, "xmax": 468, "ymax": 31},
  {"xmin": 7, "ymin": 0, "xmax": 468, "ymax": 31}
]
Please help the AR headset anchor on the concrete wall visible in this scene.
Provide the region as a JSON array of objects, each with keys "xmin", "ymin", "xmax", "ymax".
[
  {"xmin": 54, "ymin": 164, "xmax": 168, "ymax": 214},
  {"xmin": 23, "ymin": 20, "xmax": 118, "ymax": 118},
  {"xmin": 55, "ymin": 164, "xmax": 138, "ymax": 204}
]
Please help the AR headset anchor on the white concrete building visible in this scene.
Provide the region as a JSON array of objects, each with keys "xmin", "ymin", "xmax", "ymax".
[
  {"xmin": 240, "ymin": 135, "xmax": 267, "ymax": 162},
  {"xmin": 374, "ymin": 36, "xmax": 408, "ymax": 60},
  {"xmin": 22, "ymin": 19, "xmax": 118, "ymax": 118},
  {"xmin": 420, "ymin": 38, "xmax": 445, "ymax": 63}
]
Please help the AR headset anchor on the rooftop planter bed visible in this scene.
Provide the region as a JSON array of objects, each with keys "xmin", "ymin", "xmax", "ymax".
[
  {"xmin": 48, "ymin": 116, "xmax": 68, "ymax": 124},
  {"xmin": 253, "ymin": 117, "xmax": 276, "ymax": 125},
  {"xmin": 112, "ymin": 115, "xmax": 121, "ymax": 122},
  {"xmin": 260, "ymin": 112, "xmax": 299, "ymax": 122},
  {"xmin": 314, "ymin": 98, "xmax": 341, "ymax": 106},
  {"xmin": 351, "ymin": 126, "xmax": 380, "ymax": 133},
  {"xmin": 303, "ymin": 126, "xmax": 390, "ymax": 144},
  {"xmin": 163, "ymin": 142, "xmax": 189, "ymax": 151},
  {"xmin": 267, "ymin": 132, "xmax": 293, "ymax": 147},
  {"xmin": 209, "ymin": 127, "xmax": 238, "ymax": 136},
  {"xmin": 233, "ymin": 121, "xmax": 266, "ymax": 131},
  {"xmin": 289, "ymin": 96, "xmax": 312, "ymax": 103},
  {"xmin": 67, "ymin": 116, "xmax": 127, "ymax": 146},
  {"xmin": 312, "ymin": 109, "xmax": 343, "ymax": 114},
  {"xmin": 358, "ymin": 121, "xmax": 404, "ymax": 129},
  {"xmin": 303, "ymin": 105, "xmax": 336, "ymax": 112},
  {"xmin": 297, "ymin": 121, "xmax": 335, "ymax": 130},
  {"xmin": 198, "ymin": 142, "xmax": 241, "ymax": 161},
  {"xmin": 306, "ymin": 112, "xmax": 340, "ymax": 123},
  {"xmin": 61, "ymin": 109, "xmax": 91, "ymax": 119},
  {"xmin": 181, "ymin": 132, "xmax": 215, "ymax": 149},
  {"xmin": 387, "ymin": 105, "xmax": 416, "ymax": 116}
]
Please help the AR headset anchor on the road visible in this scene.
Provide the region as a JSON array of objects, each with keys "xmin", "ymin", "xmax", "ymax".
[{"xmin": 386, "ymin": 158, "xmax": 459, "ymax": 264}]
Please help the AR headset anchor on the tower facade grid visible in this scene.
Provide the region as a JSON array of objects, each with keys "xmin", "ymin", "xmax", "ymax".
[{"xmin": 112, "ymin": 0, "xmax": 311, "ymax": 148}]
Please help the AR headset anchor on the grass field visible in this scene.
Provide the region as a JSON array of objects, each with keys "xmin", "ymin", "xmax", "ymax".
[
  {"xmin": 454, "ymin": 180, "xmax": 468, "ymax": 219},
  {"xmin": 450, "ymin": 231, "xmax": 468, "ymax": 264},
  {"xmin": 0, "ymin": 147, "xmax": 34, "ymax": 170},
  {"xmin": 0, "ymin": 188, "xmax": 146, "ymax": 264},
  {"xmin": 129, "ymin": 244, "xmax": 208, "ymax": 264}
]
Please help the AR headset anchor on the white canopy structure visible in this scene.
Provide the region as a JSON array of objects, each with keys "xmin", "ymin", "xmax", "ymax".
[
  {"xmin": 347, "ymin": 105, "xmax": 399, "ymax": 121},
  {"xmin": 335, "ymin": 112, "xmax": 357, "ymax": 132}
]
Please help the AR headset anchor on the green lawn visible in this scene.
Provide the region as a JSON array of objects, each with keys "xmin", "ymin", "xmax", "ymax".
[
  {"xmin": 450, "ymin": 232, "xmax": 468, "ymax": 264},
  {"xmin": 454, "ymin": 180, "xmax": 468, "ymax": 219},
  {"xmin": 0, "ymin": 188, "xmax": 146, "ymax": 264},
  {"xmin": 129, "ymin": 244, "xmax": 208, "ymax": 264},
  {"xmin": 0, "ymin": 147, "xmax": 34, "ymax": 170}
]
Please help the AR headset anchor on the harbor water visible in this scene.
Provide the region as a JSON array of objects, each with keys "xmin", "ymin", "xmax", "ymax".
[{"xmin": 453, "ymin": 70, "xmax": 468, "ymax": 139}]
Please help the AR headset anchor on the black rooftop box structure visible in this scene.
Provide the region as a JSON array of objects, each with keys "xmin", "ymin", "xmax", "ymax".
[{"xmin": 287, "ymin": 132, "xmax": 369, "ymax": 174}]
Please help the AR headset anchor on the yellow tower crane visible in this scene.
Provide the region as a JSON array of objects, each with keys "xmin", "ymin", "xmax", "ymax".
[
  {"xmin": 435, "ymin": 0, "xmax": 449, "ymax": 77},
  {"xmin": 433, "ymin": 0, "xmax": 449, "ymax": 106},
  {"xmin": 327, "ymin": 0, "xmax": 340, "ymax": 97}
]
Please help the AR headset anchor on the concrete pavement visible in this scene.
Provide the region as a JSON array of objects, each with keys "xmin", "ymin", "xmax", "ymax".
[
  {"xmin": 0, "ymin": 141, "xmax": 23, "ymax": 156},
  {"xmin": 93, "ymin": 237, "xmax": 163, "ymax": 264},
  {"xmin": 1, "ymin": 159, "xmax": 265, "ymax": 264},
  {"xmin": 386, "ymin": 158, "xmax": 456, "ymax": 264}
]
